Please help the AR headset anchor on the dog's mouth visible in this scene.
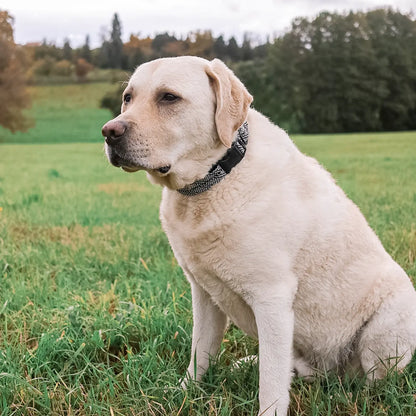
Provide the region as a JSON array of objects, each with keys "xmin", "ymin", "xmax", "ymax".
[
  {"xmin": 121, "ymin": 165, "xmax": 171, "ymax": 174},
  {"xmin": 155, "ymin": 165, "xmax": 171, "ymax": 174},
  {"xmin": 121, "ymin": 166, "xmax": 141, "ymax": 173},
  {"xmin": 106, "ymin": 145, "xmax": 171, "ymax": 175}
]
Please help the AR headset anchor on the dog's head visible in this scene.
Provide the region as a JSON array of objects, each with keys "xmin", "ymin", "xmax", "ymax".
[{"xmin": 102, "ymin": 56, "xmax": 252, "ymax": 189}]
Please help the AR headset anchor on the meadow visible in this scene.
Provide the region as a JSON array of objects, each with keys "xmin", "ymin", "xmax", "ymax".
[
  {"xmin": 0, "ymin": 83, "xmax": 123, "ymax": 144},
  {"xmin": 0, "ymin": 84, "xmax": 415, "ymax": 415}
]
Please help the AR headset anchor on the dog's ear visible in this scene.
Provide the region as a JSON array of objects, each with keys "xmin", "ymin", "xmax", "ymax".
[{"xmin": 206, "ymin": 59, "xmax": 253, "ymax": 148}]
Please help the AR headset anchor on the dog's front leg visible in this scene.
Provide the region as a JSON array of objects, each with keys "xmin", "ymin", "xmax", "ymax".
[
  {"xmin": 251, "ymin": 288, "xmax": 295, "ymax": 416},
  {"xmin": 182, "ymin": 277, "xmax": 228, "ymax": 385}
]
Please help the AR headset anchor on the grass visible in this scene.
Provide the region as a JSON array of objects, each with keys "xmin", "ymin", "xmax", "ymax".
[
  {"xmin": 0, "ymin": 83, "xmax": 123, "ymax": 144},
  {"xmin": 0, "ymin": 84, "xmax": 415, "ymax": 415}
]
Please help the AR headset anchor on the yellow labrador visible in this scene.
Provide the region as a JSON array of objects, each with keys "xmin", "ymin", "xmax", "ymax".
[{"xmin": 102, "ymin": 56, "xmax": 416, "ymax": 415}]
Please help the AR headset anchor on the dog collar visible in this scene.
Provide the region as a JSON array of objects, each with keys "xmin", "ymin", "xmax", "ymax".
[{"xmin": 177, "ymin": 122, "xmax": 249, "ymax": 197}]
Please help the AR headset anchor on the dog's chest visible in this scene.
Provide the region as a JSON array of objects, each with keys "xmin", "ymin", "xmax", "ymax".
[
  {"xmin": 161, "ymin": 193, "xmax": 242, "ymax": 280},
  {"xmin": 165, "ymin": 214, "xmax": 240, "ymax": 291},
  {"xmin": 160, "ymin": 196, "xmax": 258, "ymax": 337}
]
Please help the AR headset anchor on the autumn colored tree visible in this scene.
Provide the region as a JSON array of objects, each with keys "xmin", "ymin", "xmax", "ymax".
[
  {"xmin": 124, "ymin": 34, "xmax": 153, "ymax": 69},
  {"xmin": 0, "ymin": 10, "xmax": 33, "ymax": 132},
  {"xmin": 152, "ymin": 32, "xmax": 180, "ymax": 57},
  {"xmin": 75, "ymin": 58, "xmax": 93, "ymax": 81},
  {"xmin": 186, "ymin": 31, "xmax": 215, "ymax": 58}
]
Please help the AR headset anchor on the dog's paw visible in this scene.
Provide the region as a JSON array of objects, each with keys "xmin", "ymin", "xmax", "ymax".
[{"xmin": 179, "ymin": 372, "xmax": 193, "ymax": 389}]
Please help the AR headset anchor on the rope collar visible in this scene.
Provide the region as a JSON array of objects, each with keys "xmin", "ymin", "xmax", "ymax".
[{"xmin": 177, "ymin": 122, "xmax": 249, "ymax": 197}]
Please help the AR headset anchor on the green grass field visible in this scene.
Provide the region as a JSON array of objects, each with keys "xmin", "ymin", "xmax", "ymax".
[
  {"xmin": 0, "ymin": 83, "xmax": 122, "ymax": 144},
  {"xmin": 0, "ymin": 84, "xmax": 415, "ymax": 415}
]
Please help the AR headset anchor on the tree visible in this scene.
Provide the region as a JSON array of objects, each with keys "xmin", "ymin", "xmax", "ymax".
[
  {"xmin": 97, "ymin": 14, "xmax": 125, "ymax": 69},
  {"xmin": 367, "ymin": 9, "xmax": 416, "ymax": 130},
  {"xmin": 213, "ymin": 35, "xmax": 227, "ymax": 60},
  {"xmin": 124, "ymin": 34, "xmax": 152, "ymax": 70},
  {"xmin": 186, "ymin": 31, "xmax": 215, "ymax": 58},
  {"xmin": 98, "ymin": 39, "xmax": 112, "ymax": 68},
  {"xmin": 152, "ymin": 32, "xmax": 178, "ymax": 57},
  {"xmin": 0, "ymin": 10, "xmax": 33, "ymax": 132},
  {"xmin": 62, "ymin": 38, "xmax": 72, "ymax": 61},
  {"xmin": 75, "ymin": 58, "xmax": 93, "ymax": 82},
  {"xmin": 109, "ymin": 13, "xmax": 123, "ymax": 68},
  {"xmin": 80, "ymin": 35, "xmax": 91, "ymax": 62},
  {"xmin": 241, "ymin": 33, "xmax": 253, "ymax": 61},
  {"xmin": 241, "ymin": 8, "xmax": 416, "ymax": 133},
  {"xmin": 226, "ymin": 37, "xmax": 241, "ymax": 61},
  {"xmin": 34, "ymin": 39, "xmax": 61, "ymax": 60}
]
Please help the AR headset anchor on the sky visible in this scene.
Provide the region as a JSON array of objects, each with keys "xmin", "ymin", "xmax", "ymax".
[{"xmin": 2, "ymin": 0, "xmax": 415, "ymax": 47}]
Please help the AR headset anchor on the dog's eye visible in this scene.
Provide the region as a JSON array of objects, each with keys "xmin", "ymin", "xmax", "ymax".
[
  {"xmin": 161, "ymin": 93, "xmax": 179, "ymax": 102},
  {"xmin": 124, "ymin": 93, "xmax": 132, "ymax": 104}
]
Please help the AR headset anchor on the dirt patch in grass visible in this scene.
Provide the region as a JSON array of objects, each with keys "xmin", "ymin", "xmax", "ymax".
[
  {"xmin": 8, "ymin": 223, "xmax": 135, "ymax": 262},
  {"xmin": 98, "ymin": 182, "xmax": 149, "ymax": 195}
]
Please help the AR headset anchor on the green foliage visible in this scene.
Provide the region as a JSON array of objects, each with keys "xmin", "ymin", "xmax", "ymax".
[
  {"xmin": 80, "ymin": 35, "xmax": 92, "ymax": 63},
  {"xmin": 235, "ymin": 9, "xmax": 416, "ymax": 134},
  {"xmin": 152, "ymin": 32, "xmax": 178, "ymax": 55},
  {"xmin": 98, "ymin": 13, "xmax": 124, "ymax": 69},
  {"xmin": 100, "ymin": 84, "xmax": 124, "ymax": 117},
  {"xmin": 62, "ymin": 38, "xmax": 73, "ymax": 61}
]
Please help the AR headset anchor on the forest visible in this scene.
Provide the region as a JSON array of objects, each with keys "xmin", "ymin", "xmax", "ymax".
[{"xmin": 3, "ymin": 8, "xmax": 416, "ymax": 133}]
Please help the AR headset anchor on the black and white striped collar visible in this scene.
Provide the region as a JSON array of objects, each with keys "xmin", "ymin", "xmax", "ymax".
[{"xmin": 177, "ymin": 122, "xmax": 249, "ymax": 197}]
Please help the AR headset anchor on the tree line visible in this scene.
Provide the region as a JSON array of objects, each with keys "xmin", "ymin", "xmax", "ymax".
[
  {"xmin": 29, "ymin": 13, "xmax": 267, "ymax": 73},
  {"xmin": 98, "ymin": 9, "xmax": 416, "ymax": 133},
  {"xmin": 2, "ymin": 8, "xmax": 416, "ymax": 133},
  {"xmin": 236, "ymin": 9, "xmax": 416, "ymax": 133}
]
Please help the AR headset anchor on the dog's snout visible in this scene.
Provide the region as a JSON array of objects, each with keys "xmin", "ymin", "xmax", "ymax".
[{"xmin": 102, "ymin": 120, "xmax": 127, "ymax": 145}]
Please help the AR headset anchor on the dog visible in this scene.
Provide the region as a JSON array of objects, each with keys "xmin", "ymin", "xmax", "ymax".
[{"xmin": 102, "ymin": 56, "xmax": 416, "ymax": 415}]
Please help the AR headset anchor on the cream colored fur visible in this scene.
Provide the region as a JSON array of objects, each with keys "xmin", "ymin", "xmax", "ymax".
[{"xmin": 103, "ymin": 56, "xmax": 416, "ymax": 416}]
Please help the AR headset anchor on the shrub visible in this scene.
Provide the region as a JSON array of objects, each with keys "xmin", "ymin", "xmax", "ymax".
[
  {"xmin": 52, "ymin": 59, "xmax": 73, "ymax": 77},
  {"xmin": 75, "ymin": 58, "xmax": 94, "ymax": 82},
  {"xmin": 100, "ymin": 85, "xmax": 124, "ymax": 117}
]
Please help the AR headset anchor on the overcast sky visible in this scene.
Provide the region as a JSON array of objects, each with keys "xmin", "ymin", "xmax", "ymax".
[{"xmin": 3, "ymin": 0, "xmax": 415, "ymax": 47}]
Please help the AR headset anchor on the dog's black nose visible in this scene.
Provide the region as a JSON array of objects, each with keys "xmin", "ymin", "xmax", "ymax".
[{"xmin": 102, "ymin": 120, "xmax": 127, "ymax": 145}]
